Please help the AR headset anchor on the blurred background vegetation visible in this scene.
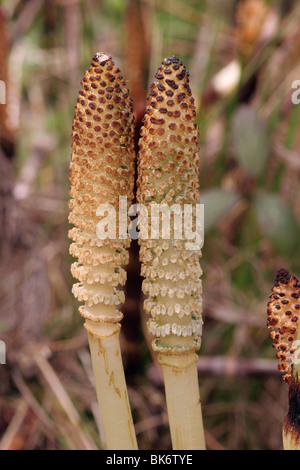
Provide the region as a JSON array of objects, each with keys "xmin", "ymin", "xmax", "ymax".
[{"xmin": 0, "ymin": 0, "xmax": 300, "ymax": 450}]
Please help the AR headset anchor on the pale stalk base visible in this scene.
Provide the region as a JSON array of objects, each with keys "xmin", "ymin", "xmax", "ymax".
[
  {"xmin": 86, "ymin": 321, "xmax": 137, "ymax": 450},
  {"xmin": 159, "ymin": 353, "xmax": 206, "ymax": 450},
  {"xmin": 283, "ymin": 428, "xmax": 300, "ymax": 450},
  {"xmin": 282, "ymin": 371, "xmax": 300, "ymax": 451}
]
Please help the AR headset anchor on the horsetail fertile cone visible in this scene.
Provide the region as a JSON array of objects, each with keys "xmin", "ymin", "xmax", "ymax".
[
  {"xmin": 68, "ymin": 52, "xmax": 137, "ymax": 450},
  {"xmin": 235, "ymin": 0, "xmax": 269, "ymax": 58},
  {"xmin": 137, "ymin": 55, "xmax": 205, "ymax": 450},
  {"xmin": 267, "ymin": 268, "xmax": 300, "ymax": 450}
]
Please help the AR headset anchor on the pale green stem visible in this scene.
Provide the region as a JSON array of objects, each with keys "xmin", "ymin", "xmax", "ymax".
[
  {"xmin": 85, "ymin": 320, "xmax": 138, "ymax": 450},
  {"xmin": 159, "ymin": 353, "xmax": 206, "ymax": 450}
]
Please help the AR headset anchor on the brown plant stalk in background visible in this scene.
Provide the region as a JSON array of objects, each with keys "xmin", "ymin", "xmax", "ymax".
[{"xmin": 0, "ymin": 7, "xmax": 14, "ymax": 156}]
